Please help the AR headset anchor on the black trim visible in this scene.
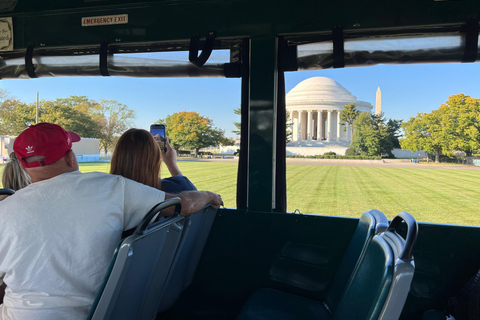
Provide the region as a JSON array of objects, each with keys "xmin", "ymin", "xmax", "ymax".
[
  {"xmin": 224, "ymin": 62, "xmax": 242, "ymax": 78},
  {"xmin": 278, "ymin": 38, "xmax": 298, "ymax": 72},
  {"xmin": 25, "ymin": 44, "xmax": 37, "ymax": 78},
  {"xmin": 462, "ymin": 17, "xmax": 479, "ymax": 63},
  {"xmin": 189, "ymin": 31, "xmax": 216, "ymax": 67},
  {"xmin": 332, "ymin": 25, "xmax": 344, "ymax": 68},
  {"xmin": 236, "ymin": 38, "xmax": 250, "ymax": 210},
  {"xmin": 275, "ymin": 71, "xmax": 287, "ymax": 212},
  {"xmin": 100, "ymin": 39, "xmax": 110, "ymax": 76}
]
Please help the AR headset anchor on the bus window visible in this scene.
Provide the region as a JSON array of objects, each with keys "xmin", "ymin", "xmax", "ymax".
[
  {"xmin": 0, "ymin": 49, "xmax": 241, "ymax": 208},
  {"xmin": 282, "ymin": 31, "xmax": 480, "ymax": 226}
]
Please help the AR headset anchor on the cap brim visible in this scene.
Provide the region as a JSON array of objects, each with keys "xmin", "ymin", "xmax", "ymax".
[{"xmin": 68, "ymin": 131, "xmax": 81, "ymax": 142}]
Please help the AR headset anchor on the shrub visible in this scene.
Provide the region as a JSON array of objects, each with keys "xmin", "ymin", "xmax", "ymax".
[{"xmin": 345, "ymin": 148, "xmax": 357, "ymax": 156}]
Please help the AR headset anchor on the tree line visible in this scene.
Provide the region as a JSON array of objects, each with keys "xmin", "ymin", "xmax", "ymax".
[
  {"xmin": 0, "ymin": 91, "xmax": 235, "ymax": 156},
  {"xmin": 339, "ymin": 93, "xmax": 480, "ymax": 162},
  {"xmin": 0, "ymin": 93, "xmax": 134, "ymax": 154},
  {"xmin": 400, "ymin": 93, "xmax": 480, "ymax": 163}
]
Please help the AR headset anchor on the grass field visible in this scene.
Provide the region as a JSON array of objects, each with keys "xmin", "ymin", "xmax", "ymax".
[{"xmin": 3, "ymin": 161, "xmax": 480, "ymax": 226}]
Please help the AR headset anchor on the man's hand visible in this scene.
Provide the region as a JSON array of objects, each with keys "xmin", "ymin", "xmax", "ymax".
[{"xmin": 165, "ymin": 190, "xmax": 223, "ymax": 216}]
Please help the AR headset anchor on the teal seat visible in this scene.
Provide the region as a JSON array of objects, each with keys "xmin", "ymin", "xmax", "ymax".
[
  {"xmin": 325, "ymin": 209, "xmax": 388, "ymax": 311},
  {"xmin": 87, "ymin": 198, "xmax": 186, "ymax": 320},
  {"xmin": 237, "ymin": 211, "xmax": 417, "ymax": 320},
  {"xmin": 157, "ymin": 205, "xmax": 217, "ymax": 313}
]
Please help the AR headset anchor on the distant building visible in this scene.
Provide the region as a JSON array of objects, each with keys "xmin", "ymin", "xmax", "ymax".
[{"xmin": 286, "ymin": 77, "xmax": 375, "ymax": 155}]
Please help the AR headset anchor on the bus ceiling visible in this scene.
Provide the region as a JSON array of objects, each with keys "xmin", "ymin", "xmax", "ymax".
[{"xmin": 0, "ymin": 1, "xmax": 477, "ymax": 79}]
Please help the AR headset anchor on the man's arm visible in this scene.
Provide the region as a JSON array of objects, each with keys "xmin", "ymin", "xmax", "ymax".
[{"xmin": 164, "ymin": 190, "xmax": 223, "ymax": 216}]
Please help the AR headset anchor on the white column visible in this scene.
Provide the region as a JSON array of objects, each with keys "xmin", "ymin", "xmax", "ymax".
[
  {"xmin": 298, "ymin": 111, "xmax": 303, "ymax": 141},
  {"xmin": 327, "ymin": 110, "xmax": 332, "ymax": 141},
  {"xmin": 307, "ymin": 111, "xmax": 312, "ymax": 141},
  {"xmin": 290, "ymin": 111, "xmax": 295, "ymax": 141},
  {"xmin": 336, "ymin": 111, "xmax": 341, "ymax": 141},
  {"xmin": 317, "ymin": 111, "xmax": 323, "ymax": 141}
]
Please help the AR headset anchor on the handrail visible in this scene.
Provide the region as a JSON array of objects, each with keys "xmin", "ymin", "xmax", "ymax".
[
  {"xmin": 134, "ymin": 197, "xmax": 182, "ymax": 235},
  {"xmin": 387, "ymin": 211, "xmax": 419, "ymax": 261}
]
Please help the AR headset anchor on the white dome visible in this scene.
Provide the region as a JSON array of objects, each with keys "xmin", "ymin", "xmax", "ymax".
[{"xmin": 286, "ymin": 77, "xmax": 372, "ymax": 112}]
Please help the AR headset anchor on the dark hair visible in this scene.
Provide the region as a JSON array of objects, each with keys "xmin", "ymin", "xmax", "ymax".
[{"xmin": 110, "ymin": 129, "xmax": 162, "ymax": 189}]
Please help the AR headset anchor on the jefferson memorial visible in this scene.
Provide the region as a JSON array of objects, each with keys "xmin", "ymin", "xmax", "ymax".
[{"xmin": 286, "ymin": 77, "xmax": 380, "ymax": 156}]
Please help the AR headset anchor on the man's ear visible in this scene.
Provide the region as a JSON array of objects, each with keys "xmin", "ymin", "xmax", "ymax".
[{"xmin": 64, "ymin": 150, "xmax": 76, "ymax": 168}]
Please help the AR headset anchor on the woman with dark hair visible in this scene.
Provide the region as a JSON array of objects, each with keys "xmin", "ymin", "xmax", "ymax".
[{"xmin": 110, "ymin": 128, "xmax": 197, "ymax": 193}]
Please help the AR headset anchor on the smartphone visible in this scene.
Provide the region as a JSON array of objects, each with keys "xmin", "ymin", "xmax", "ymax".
[{"xmin": 150, "ymin": 124, "xmax": 167, "ymax": 153}]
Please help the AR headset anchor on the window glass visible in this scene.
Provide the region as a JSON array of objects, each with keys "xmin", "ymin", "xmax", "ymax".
[{"xmin": 285, "ymin": 62, "xmax": 480, "ymax": 226}]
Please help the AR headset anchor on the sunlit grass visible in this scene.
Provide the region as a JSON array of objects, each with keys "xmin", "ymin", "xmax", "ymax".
[
  {"xmin": 2, "ymin": 161, "xmax": 480, "ymax": 226},
  {"xmin": 286, "ymin": 165, "xmax": 480, "ymax": 224}
]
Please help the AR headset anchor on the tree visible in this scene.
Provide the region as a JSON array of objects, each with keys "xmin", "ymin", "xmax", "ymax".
[
  {"xmin": 400, "ymin": 110, "xmax": 445, "ymax": 163},
  {"xmin": 159, "ymin": 111, "xmax": 226, "ymax": 156},
  {"xmin": 339, "ymin": 103, "xmax": 360, "ymax": 139},
  {"xmin": 233, "ymin": 107, "xmax": 293, "ymax": 142},
  {"xmin": 219, "ymin": 136, "xmax": 235, "ymax": 146},
  {"xmin": 0, "ymin": 99, "xmax": 35, "ymax": 135},
  {"xmin": 385, "ymin": 118, "xmax": 403, "ymax": 149},
  {"xmin": 39, "ymin": 98, "xmax": 102, "ymax": 139},
  {"xmin": 97, "ymin": 100, "xmax": 135, "ymax": 154},
  {"xmin": 351, "ymin": 112, "xmax": 383, "ymax": 156},
  {"xmin": 438, "ymin": 93, "xmax": 480, "ymax": 156},
  {"xmin": 350, "ymin": 112, "xmax": 397, "ymax": 157},
  {"xmin": 400, "ymin": 94, "xmax": 480, "ymax": 162},
  {"xmin": 233, "ymin": 107, "xmax": 241, "ymax": 136}
]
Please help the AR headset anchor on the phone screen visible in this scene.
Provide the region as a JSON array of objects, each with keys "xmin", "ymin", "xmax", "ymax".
[{"xmin": 150, "ymin": 125, "xmax": 166, "ymax": 152}]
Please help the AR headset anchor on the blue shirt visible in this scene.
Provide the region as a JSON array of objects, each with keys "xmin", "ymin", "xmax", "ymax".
[{"xmin": 161, "ymin": 175, "xmax": 197, "ymax": 193}]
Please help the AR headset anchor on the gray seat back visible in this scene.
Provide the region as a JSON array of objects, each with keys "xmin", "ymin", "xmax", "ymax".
[
  {"xmin": 88, "ymin": 198, "xmax": 185, "ymax": 320},
  {"xmin": 157, "ymin": 205, "xmax": 217, "ymax": 313},
  {"xmin": 368, "ymin": 209, "xmax": 389, "ymax": 234},
  {"xmin": 378, "ymin": 211, "xmax": 418, "ymax": 320},
  {"xmin": 333, "ymin": 234, "xmax": 394, "ymax": 320},
  {"xmin": 325, "ymin": 209, "xmax": 388, "ymax": 313}
]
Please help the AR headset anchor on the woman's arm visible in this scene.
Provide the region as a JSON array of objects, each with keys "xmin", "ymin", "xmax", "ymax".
[{"xmin": 161, "ymin": 138, "xmax": 182, "ymax": 176}]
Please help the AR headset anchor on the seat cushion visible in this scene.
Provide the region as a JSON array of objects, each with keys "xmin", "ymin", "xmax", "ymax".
[{"xmin": 237, "ymin": 288, "xmax": 332, "ymax": 320}]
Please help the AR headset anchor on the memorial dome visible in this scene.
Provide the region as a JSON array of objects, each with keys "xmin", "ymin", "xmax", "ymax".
[
  {"xmin": 287, "ymin": 77, "xmax": 356, "ymax": 108},
  {"xmin": 286, "ymin": 77, "xmax": 373, "ymax": 112},
  {"xmin": 285, "ymin": 76, "xmax": 375, "ymax": 150}
]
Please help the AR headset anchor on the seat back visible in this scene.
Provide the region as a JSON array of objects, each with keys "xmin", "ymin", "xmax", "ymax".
[
  {"xmin": 88, "ymin": 198, "xmax": 185, "ymax": 320},
  {"xmin": 378, "ymin": 211, "xmax": 418, "ymax": 320},
  {"xmin": 368, "ymin": 209, "xmax": 389, "ymax": 234},
  {"xmin": 157, "ymin": 205, "xmax": 217, "ymax": 313},
  {"xmin": 333, "ymin": 211, "xmax": 417, "ymax": 320},
  {"xmin": 325, "ymin": 209, "xmax": 388, "ymax": 312},
  {"xmin": 333, "ymin": 235, "xmax": 394, "ymax": 320}
]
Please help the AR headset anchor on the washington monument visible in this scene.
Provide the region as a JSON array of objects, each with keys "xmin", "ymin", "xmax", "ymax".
[{"xmin": 375, "ymin": 87, "xmax": 382, "ymax": 116}]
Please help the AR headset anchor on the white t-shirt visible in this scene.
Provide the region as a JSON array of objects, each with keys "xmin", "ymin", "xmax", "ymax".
[{"xmin": 0, "ymin": 171, "xmax": 165, "ymax": 320}]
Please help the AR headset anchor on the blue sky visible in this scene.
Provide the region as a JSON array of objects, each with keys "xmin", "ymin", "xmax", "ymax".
[{"xmin": 1, "ymin": 62, "xmax": 480, "ymax": 138}]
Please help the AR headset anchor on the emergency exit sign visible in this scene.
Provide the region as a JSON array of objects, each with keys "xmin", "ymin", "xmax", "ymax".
[{"xmin": 82, "ymin": 14, "xmax": 128, "ymax": 27}]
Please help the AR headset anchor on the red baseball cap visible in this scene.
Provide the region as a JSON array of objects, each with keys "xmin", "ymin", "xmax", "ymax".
[{"xmin": 14, "ymin": 123, "xmax": 81, "ymax": 168}]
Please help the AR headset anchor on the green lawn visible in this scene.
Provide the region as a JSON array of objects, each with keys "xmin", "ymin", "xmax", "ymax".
[{"xmin": 3, "ymin": 161, "xmax": 480, "ymax": 226}]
